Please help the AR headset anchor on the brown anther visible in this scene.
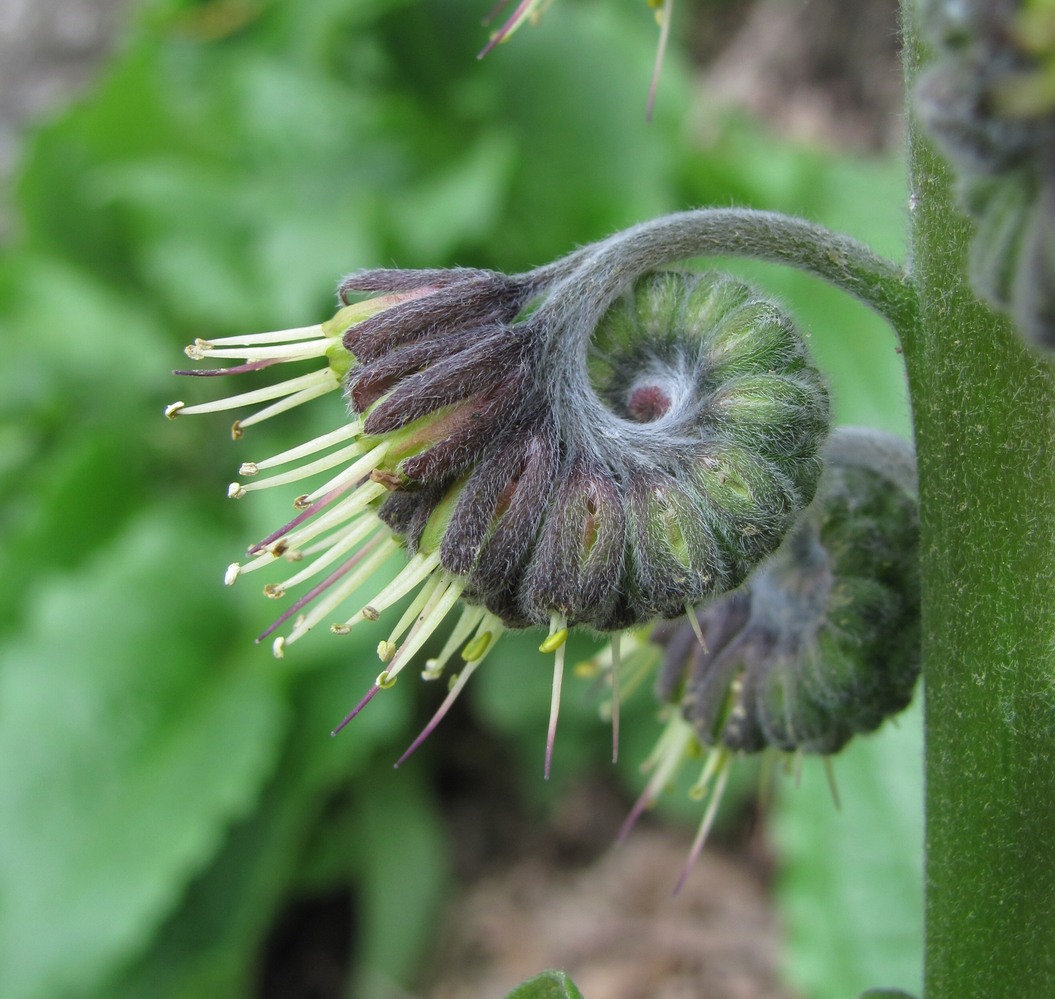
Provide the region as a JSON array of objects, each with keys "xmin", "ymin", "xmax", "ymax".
[{"xmin": 370, "ymin": 468, "xmax": 405, "ymax": 491}]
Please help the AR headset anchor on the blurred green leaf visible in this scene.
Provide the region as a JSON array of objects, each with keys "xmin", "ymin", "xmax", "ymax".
[
  {"xmin": 504, "ymin": 969, "xmax": 586, "ymax": 999},
  {"xmin": 773, "ymin": 698, "xmax": 924, "ymax": 999},
  {"xmin": 102, "ymin": 620, "xmax": 419, "ymax": 999},
  {"xmin": 347, "ymin": 767, "xmax": 449, "ymax": 997},
  {"xmin": 0, "ymin": 509, "xmax": 289, "ymax": 999}
]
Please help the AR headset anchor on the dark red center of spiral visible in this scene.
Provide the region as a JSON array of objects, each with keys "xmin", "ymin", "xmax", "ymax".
[{"xmin": 626, "ymin": 384, "xmax": 671, "ymax": 422}]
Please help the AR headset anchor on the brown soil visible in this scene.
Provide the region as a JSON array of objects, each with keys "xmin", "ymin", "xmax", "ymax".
[{"xmin": 421, "ymin": 775, "xmax": 795, "ymax": 999}]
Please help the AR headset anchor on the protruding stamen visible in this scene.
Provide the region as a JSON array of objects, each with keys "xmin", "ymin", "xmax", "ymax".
[
  {"xmin": 461, "ymin": 630, "xmax": 492, "ymax": 663},
  {"xmin": 185, "ymin": 337, "xmax": 332, "ymax": 361},
  {"xmin": 232, "ymin": 369, "xmax": 340, "ymax": 432},
  {"xmin": 339, "ymin": 550, "xmax": 442, "ymax": 632},
  {"xmin": 822, "ymin": 755, "xmax": 842, "ymax": 811},
  {"xmin": 224, "ymin": 563, "xmax": 241, "ymax": 586},
  {"xmin": 298, "ymin": 442, "xmax": 391, "ymax": 507},
  {"xmin": 282, "ymin": 536, "xmax": 399, "ymax": 646},
  {"xmin": 192, "ymin": 324, "xmax": 324, "ymax": 348},
  {"xmin": 543, "ymin": 613, "xmax": 568, "ymax": 781},
  {"xmin": 265, "ymin": 513, "xmax": 382, "ymax": 594},
  {"xmin": 385, "ymin": 573, "xmax": 444, "ymax": 649},
  {"xmin": 384, "ymin": 576, "xmax": 466, "ymax": 684},
  {"xmin": 255, "ymin": 531, "xmax": 391, "ymax": 644},
  {"xmin": 539, "ymin": 625, "xmax": 569, "ymax": 654},
  {"xmin": 164, "ymin": 402, "xmax": 184, "ymax": 419},
  {"xmin": 393, "ymin": 656, "xmax": 487, "ymax": 768},
  {"xmin": 377, "ymin": 640, "xmax": 397, "ymax": 662},
  {"xmin": 231, "ymin": 439, "xmax": 371, "ymax": 496},
  {"xmin": 477, "ymin": 0, "xmax": 543, "ymax": 58},
  {"xmin": 172, "ymin": 368, "xmax": 335, "ymax": 418},
  {"xmin": 421, "ymin": 606, "xmax": 489, "ymax": 680},
  {"xmin": 331, "ymin": 681, "xmax": 383, "ymax": 736},
  {"xmin": 278, "ymin": 480, "xmax": 387, "ymax": 555},
  {"xmin": 245, "ymin": 421, "xmax": 363, "ymax": 474},
  {"xmin": 646, "ymin": 0, "xmax": 674, "ymax": 122},
  {"xmin": 685, "ymin": 602, "xmax": 707, "ymax": 649}
]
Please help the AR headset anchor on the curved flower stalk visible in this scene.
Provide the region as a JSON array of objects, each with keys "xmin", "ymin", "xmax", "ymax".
[
  {"xmin": 608, "ymin": 427, "xmax": 920, "ymax": 890},
  {"xmin": 916, "ymin": 0, "xmax": 1055, "ymax": 349},
  {"xmin": 167, "ymin": 209, "xmax": 915, "ymax": 776}
]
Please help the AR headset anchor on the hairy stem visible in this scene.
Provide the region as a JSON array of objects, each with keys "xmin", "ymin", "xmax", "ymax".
[
  {"xmin": 903, "ymin": 8, "xmax": 1055, "ymax": 997},
  {"xmin": 527, "ymin": 208, "xmax": 919, "ymax": 347}
]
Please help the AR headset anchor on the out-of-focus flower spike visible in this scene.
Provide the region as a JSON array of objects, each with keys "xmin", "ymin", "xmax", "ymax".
[
  {"xmin": 673, "ymin": 748, "xmax": 732, "ymax": 895},
  {"xmin": 646, "ymin": 0, "xmax": 674, "ymax": 121},
  {"xmin": 477, "ymin": 0, "xmax": 551, "ymax": 59},
  {"xmin": 618, "ymin": 711, "xmax": 696, "ymax": 843},
  {"xmin": 609, "ymin": 631, "xmax": 623, "ymax": 764}
]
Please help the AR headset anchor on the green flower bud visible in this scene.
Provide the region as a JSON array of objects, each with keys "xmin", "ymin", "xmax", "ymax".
[{"xmin": 656, "ymin": 427, "xmax": 919, "ymax": 754}]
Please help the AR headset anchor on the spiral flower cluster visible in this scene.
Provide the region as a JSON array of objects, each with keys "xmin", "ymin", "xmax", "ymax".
[
  {"xmin": 166, "ymin": 229, "xmax": 830, "ymax": 771},
  {"xmin": 608, "ymin": 427, "xmax": 919, "ymax": 887},
  {"xmin": 654, "ymin": 426, "xmax": 920, "ymax": 755},
  {"xmin": 916, "ymin": 0, "xmax": 1055, "ymax": 349}
]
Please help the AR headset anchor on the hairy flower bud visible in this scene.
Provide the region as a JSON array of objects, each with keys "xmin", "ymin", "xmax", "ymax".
[
  {"xmin": 611, "ymin": 427, "xmax": 918, "ymax": 888},
  {"xmin": 166, "ymin": 226, "xmax": 831, "ymax": 772},
  {"xmin": 655, "ymin": 427, "xmax": 919, "ymax": 754}
]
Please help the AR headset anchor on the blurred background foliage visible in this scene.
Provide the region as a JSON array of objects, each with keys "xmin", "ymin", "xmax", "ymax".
[{"xmin": 0, "ymin": 0, "xmax": 921, "ymax": 997}]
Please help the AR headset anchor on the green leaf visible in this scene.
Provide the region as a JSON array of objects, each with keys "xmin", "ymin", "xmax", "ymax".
[
  {"xmin": 772, "ymin": 698, "xmax": 924, "ymax": 999},
  {"xmin": 0, "ymin": 509, "xmax": 289, "ymax": 999},
  {"xmin": 504, "ymin": 969, "xmax": 586, "ymax": 999},
  {"xmin": 348, "ymin": 766, "xmax": 449, "ymax": 997}
]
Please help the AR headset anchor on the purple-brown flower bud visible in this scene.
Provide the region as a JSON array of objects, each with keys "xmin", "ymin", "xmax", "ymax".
[{"xmin": 166, "ymin": 242, "xmax": 830, "ymax": 773}]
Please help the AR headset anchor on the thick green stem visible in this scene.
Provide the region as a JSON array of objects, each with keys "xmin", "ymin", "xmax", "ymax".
[{"xmin": 903, "ymin": 8, "xmax": 1055, "ymax": 996}]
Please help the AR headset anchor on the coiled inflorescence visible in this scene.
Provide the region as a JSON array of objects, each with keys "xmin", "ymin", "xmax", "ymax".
[
  {"xmin": 362, "ymin": 267, "xmax": 830, "ymax": 634},
  {"xmin": 166, "ymin": 221, "xmax": 831, "ymax": 771},
  {"xmin": 655, "ymin": 427, "xmax": 920, "ymax": 755},
  {"xmin": 612, "ymin": 427, "xmax": 919, "ymax": 886}
]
